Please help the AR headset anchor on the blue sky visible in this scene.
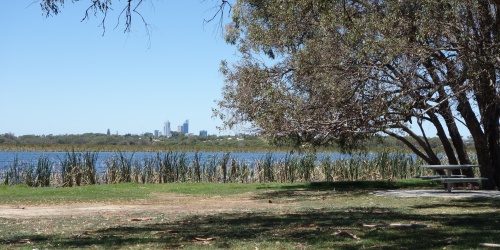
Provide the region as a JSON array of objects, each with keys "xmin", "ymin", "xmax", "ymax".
[
  {"xmin": 1, "ymin": 1, "xmax": 237, "ymax": 136},
  {"xmin": 0, "ymin": 1, "xmax": 471, "ymax": 139}
]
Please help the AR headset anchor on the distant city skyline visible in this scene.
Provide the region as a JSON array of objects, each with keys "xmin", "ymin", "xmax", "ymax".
[
  {"xmin": 161, "ymin": 119, "xmax": 194, "ymax": 137},
  {"xmin": 106, "ymin": 119, "xmax": 211, "ymax": 137}
]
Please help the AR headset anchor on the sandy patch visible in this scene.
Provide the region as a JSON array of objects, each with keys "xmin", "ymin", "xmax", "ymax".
[{"xmin": 0, "ymin": 193, "xmax": 281, "ymax": 219}]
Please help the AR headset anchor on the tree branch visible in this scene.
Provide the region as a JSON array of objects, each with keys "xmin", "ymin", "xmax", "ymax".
[
  {"xmin": 203, "ymin": 0, "xmax": 232, "ymax": 36},
  {"xmin": 383, "ymin": 129, "xmax": 433, "ymax": 163}
]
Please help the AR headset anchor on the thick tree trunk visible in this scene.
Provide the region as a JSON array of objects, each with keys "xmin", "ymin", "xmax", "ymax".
[
  {"xmin": 482, "ymin": 99, "xmax": 500, "ymax": 190},
  {"xmin": 435, "ymin": 93, "xmax": 474, "ymax": 178},
  {"xmin": 473, "ymin": 0, "xmax": 500, "ymax": 190},
  {"xmin": 456, "ymin": 92, "xmax": 497, "ymax": 190}
]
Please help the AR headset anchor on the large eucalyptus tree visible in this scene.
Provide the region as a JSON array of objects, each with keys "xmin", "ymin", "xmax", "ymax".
[{"xmin": 216, "ymin": 0, "xmax": 500, "ymax": 189}]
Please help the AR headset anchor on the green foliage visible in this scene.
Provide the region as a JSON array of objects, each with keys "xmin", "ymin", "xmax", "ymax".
[
  {"xmin": 216, "ymin": 0, "xmax": 500, "ymax": 189},
  {"xmin": 1, "ymin": 132, "xmax": 455, "ymax": 154},
  {"xmin": 0, "ymin": 133, "xmax": 281, "ymax": 152}
]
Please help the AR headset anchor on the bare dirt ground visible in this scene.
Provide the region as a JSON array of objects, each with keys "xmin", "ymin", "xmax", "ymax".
[
  {"xmin": 4, "ymin": 189, "xmax": 499, "ymax": 220},
  {"xmin": 0, "ymin": 193, "xmax": 282, "ymax": 219}
]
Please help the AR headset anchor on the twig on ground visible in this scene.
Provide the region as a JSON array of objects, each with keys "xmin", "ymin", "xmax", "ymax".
[
  {"xmin": 479, "ymin": 243, "xmax": 500, "ymax": 248},
  {"xmin": 332, "ymin": 230, "xmax": 361, "ymax": 240},
  {"xmin": 127, "ymin": 217, "xmax": 154, "ymax": 221},
  {"xmin": 362, "ymin": 223, "xmax": 432, "ymax": 228}
]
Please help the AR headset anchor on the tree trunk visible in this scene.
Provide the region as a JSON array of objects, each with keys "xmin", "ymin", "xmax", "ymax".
[
  {"xmin": 456, "ymin": 91, "xmax": 497, "ymax": 189},
  {"xmin": 482, "ymin": 98, "xmax": 500, "ymax": 190}
]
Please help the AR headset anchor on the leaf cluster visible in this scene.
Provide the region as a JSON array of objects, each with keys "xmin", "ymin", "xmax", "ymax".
[{"xmin": 216, "ymin": 0, "xmax": 500, "ymax": 158}]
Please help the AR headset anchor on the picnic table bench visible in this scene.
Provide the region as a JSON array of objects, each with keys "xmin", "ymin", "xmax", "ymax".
[{"xmin": 419, "ymin": 165, "xmax": 487, "ymax": 193}]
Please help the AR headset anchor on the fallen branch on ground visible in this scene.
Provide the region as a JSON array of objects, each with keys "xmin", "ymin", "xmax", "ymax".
[
  {"xmin": 362, "ymin": 223, "xmax": 431, "ymax": 228},
  {"xmin": 127, "ymin": 217, "xmax": 154, "ymax": 221},
  {"xmin": 332, "ymin": 230, "xmax": 361, "ymax": 240},
  {"xmin": 2, "ymin": 238, "xmax": 32, "ymax": 244},
  {"xmin": 479, "ymin": 243, "xmax": 500, "ymax": 248},
  {"xmin": 192, "ymin": 237, "xmax": 216, "ymax": 242}
]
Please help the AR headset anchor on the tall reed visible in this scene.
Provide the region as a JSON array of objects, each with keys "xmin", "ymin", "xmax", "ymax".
[
  {"xmin": 177, "ymin": 152, "xmax": 188, "ymax": 182},
  {"xmin": 204, "ymin": 154, "xmax": 218, "ymax": 183},
  {"xmin": 162, "ymin": 151, "xmax": 177, "ymax": 183},
  {"xmin": 5, "ymin": 156, "xmax": 23, "ymax": 185},
  {"xmin": 83, "ymin": 151, "xmax": 98, "ymax": 185},
  {"xmin": 104, "ymin": 155, "xmax": 120, "ymax": 184},
  {"xmin": 141, "ymin": 154, "xmax": 158, "ymax": 184},
  {"xmin": 2, "ymin": 150, "xmax": 436, "ymax": 187},
  {"xmin": 12, "ymin": 156, "xmax": 53, "ymax": 187},
  {"xmin": 321, "ymin": 156, "xmax": 334, "ymax": 182},
  {"xmin": 59, "ymin": 150, "xmax": 80, "ymax": 187},
  {"xmin": 286, "ymin": 154, "xmax": 298, "ymax": 183},
  {"xmin": 221, "ymin": 152, "xmax": 230, "ymax": 183},
  {"xmin": 299, "ymin": 154, "xmax": 316, "ymax": 181},
  {"xmin": 192, "ymin": 152, "xmax": 202, "ymax": 182},
  {"xmin": 24, "ymin": 161, "xmax": 37, "ymax": 187},
  {"xmin": 228, "ymin": 158, "xmax": 241, "ymax": 183},
  {"xmin": 35, "ymin": 156, "xmax": 52, "ymax": 187},
  {"xmin": 256, "ymin": 153, "xmax": 274, "ymax": 182},
  {"xmin": 118, "ymin": 151, "xmax": 134, "ymax": 183}
]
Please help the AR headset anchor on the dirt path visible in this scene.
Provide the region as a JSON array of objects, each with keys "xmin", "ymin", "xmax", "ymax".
[{"xmin": 0, "ymin": 193, "xmax": 281, "ymax": 219}]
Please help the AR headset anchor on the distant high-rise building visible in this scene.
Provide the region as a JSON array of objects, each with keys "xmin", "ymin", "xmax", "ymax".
[
  {"xmin": 182, "ymin": 120, "xmax": 189, "ymax": 135},
  {"xmin": 199, "ymin": 130, "xmax": 208, "ymax": 137},
  {"xmin": 164, "ymin": 120, "xmax": 171, "ymax": 137},
  {"xmin": 154, "ymin": 130, "xmax": 160, "ymax": 137}
]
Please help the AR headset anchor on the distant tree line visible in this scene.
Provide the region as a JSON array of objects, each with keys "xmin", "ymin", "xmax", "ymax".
[
  {"xmin": 0, "ymin": 133, "xmax": 270, "ymax": 148},
  {"xmin": 0, "ymin": 132, "xmax": 459, "ymax": 153}
]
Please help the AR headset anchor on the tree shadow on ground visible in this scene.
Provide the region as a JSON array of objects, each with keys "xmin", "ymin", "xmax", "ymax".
[
  {"xmin": 15, "ymin": 202, "xmax": 497, "ymax": 249},
  {"xmin": 412, "ymin": 197, "xmax": 500, "ymax": 209},
  {"xmin": 3, "ymin": 182, "xmax": 497, "ymax": 249},
  {"xmin": 256, "ymin": 180, "xmax": 442, "ymax": 200}
]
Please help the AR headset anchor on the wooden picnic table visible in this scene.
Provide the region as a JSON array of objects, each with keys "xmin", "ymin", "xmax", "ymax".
[{"xmin": 420, "ymin": 165, "xmax": 486, "ymax": 192}]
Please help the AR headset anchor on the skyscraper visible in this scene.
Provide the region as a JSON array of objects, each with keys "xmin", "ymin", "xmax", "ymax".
[
  {"xmin": 182, "ymin": 120, "xmax": 189, "ymax": 135},
  {"xmin": 164, "ymin": 120, "xmax": 171, "ymax": 137}
]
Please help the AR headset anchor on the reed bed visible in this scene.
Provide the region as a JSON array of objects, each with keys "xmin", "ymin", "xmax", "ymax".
[{"xmin": 0, "ymin": 150, "xmax": 430, "ymax": 187}]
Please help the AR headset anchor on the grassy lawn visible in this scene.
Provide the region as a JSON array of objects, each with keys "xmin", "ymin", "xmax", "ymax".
[{"xmin": 1, "ymin": 180, "xmax": 499, "ymax": 249}]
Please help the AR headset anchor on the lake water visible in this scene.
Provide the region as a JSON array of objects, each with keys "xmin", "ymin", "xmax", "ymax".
[{"xmin": 0, "ymin": 151, "xmax": 353, "ymax": 173}]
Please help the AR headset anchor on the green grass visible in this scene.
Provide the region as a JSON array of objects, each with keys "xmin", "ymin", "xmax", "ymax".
[
  {"xmin": 0, "ymin": 183, "xmax": 151, "ymax": 205},
  {"xmin": 1, "ymin": 181, "xmax": 499, "ymax": 249},
  {"xmin": 0, "ymin": 180, "xmax": 439, "ymax": 205},
  {"xmin": 0, "ymin": 182, "xmax": 303, "ymax": 205}
]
